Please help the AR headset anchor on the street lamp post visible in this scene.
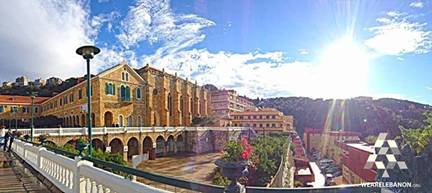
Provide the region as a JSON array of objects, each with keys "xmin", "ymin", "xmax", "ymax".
[{"xmin": 76, "ymin": 45, "xmax": 100, "ymax": 158}]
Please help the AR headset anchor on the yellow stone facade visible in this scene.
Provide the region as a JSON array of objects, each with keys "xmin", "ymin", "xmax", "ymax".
[{"xmin": 0, "ymin": 63, "xmax": 211, "ymax": 127}]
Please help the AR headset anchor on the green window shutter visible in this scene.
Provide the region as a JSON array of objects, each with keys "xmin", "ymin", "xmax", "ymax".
[
  {"xmin": 105, "ymin": 82, "xmax": 109, "ymax": 95},
  {"xmin": 126, "ymin": 86, "xmax": 131, "ymax": 100}
]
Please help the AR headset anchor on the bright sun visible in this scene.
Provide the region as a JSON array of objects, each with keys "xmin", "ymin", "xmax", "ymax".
[{"xmin": 316, "ymin": 37, "xmax": 370, "ymax": 99}]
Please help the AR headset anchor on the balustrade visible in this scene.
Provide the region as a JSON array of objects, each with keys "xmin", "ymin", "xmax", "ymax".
[{"xmin": 11, "ymin": 139, "xmax": 168, "ymax": 193}]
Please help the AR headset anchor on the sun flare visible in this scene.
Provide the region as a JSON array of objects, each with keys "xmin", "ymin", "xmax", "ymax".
[{"xmin": 317, "ymin": 37, "xmax": 370, "ymax": 99}]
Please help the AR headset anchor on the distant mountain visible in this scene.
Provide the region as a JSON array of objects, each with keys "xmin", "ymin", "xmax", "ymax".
[{"xmin": 254, "ymin": 97, "xmax": 432, "ymax": 138}]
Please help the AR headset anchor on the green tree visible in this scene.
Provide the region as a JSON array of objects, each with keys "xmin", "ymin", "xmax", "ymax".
[{"xmin": 400, "ymin": 111, "xmax": 432, "ymax": 155}]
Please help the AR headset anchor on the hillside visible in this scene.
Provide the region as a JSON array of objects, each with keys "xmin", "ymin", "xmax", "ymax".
[
  {"xmin": 254, "ymin": 97, "xmax": 432, "ymax": 138},
  {"xmin": 0, "ymin": 76, "xmax": 93, "ymax": 97}
]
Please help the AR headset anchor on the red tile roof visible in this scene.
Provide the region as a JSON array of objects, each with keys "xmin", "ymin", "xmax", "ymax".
[{"xmin": 0, "ymin": 95, "xmax": 50, "ymax": 105}]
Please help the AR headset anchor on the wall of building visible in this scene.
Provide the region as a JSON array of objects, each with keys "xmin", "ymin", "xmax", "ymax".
[
  {"xmin": 0, "ymin": 63, "xmax": 212, "ymax": 128},
  {"xmin": 230, "ymin": 108, "xmax": 294, "ymax": 133}
]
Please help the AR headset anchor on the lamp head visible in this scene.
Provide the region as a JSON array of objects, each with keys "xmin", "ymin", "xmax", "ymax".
[{"xmin": 76, "ymin": 45, "xmax": 100, "ymax": 59}]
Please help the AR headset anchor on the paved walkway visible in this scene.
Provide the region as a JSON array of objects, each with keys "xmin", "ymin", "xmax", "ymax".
[
  {"xmin": 309, "ymin": 162, "xmax": 325, "ymax": 187},
  {"xmin": 136, "ymin": 153, "xmax": 222, "ymax": 193},
  {"xmin": 0, "ymin": 150, "xmax": 50, "ymax": 193}
]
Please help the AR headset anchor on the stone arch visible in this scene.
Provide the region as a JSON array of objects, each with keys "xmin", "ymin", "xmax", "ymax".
[
  {"xmin": 72, "ymin": 116, "xmax": 76, "ymax": 127},
  {"xmin": 65, "ymin": 117, "xmax": 69, "ymax": 127},
  {"xmin": 155, "ymin": 136, "xmax": 165, "ymax": 157},
  {"xmin": 176, "ymin": 135, "xmax": 185, "ymax": 153},
  {"xmin": 65, "ymin": 139, "xmax": 77, "ymax": 148},
  {"xmin": 104, "ymin": 111, "xmax": 113, "ymax": 127},
  {"xmin": 81, "ymin": 114, "xmax": 85, "ymax": 127},
  {"xmin": 143, "ymin": 136, "xmax": 153, "ymax": 154},
  {"xmin": 167, "ymin": 135, "xmax": 175, "ymax": 155},
  {"xmin": 127, "ymin": 137, "xmax": 139, "ymax": 160},
  {"xmin": 75, "ymin": 115, "xmax": 80, "ymax": 127},
  {"xmin": 109, "ymin": 138, "xmax": 124, "ymax": 156},
  {"xmin": 92, "ymin": 138, "xmax": 106, "ymax": 151},
  {"xmin": 45, "ymin": 141, "xmax": 56, "ymax": 147},
  {"xmin": 91, "ymin": 113, "xmax": 95, "ymax": 127}
]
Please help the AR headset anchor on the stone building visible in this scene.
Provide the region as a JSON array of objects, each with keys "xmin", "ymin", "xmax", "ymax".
[
  {"xmin": 0, "ymin": 63, "xmax": 211, "ymax": 128},
  {"xmin": 209, "ymin": 89, "xmax": 255, "ymax": 118},
  {"xmin": 229, "ymin": 108, "xmax": 294, "ymax": 134},
  {"xmin": 0, "ymin": 95, "xmax": 49, "ymax": 127},
  {"xmin": 303, "ymin": 128, "xmax": 360, "ymax": 166}
]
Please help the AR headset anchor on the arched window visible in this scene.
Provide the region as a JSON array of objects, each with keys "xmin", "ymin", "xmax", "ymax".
[
  {"xmin": 120, "ymin": 85, "xmax": 130, "ymax": 101},
  {"xmin": 136, "ymin": 88, "xmax": 141, "ymax": 99},
  {"xmin": 168, "ymin": 93, "xmax": 172, "ymax": 115},
  {"xmin": 127, "ymin": 116, "xmax": 132, "ymax": 127},
  {"xmin": 121, "ymin": 85, "xmax": 126, "ymax": 100},
  {"xmin": 180, "ymin": 96, "xmax": 184, "ymax": 112},
  {"xmin": 126, "ymin": 86, "xmax": 131, "ymax": 100},
  {"xmin": 105, "ymin": 82, "xmax": 115, "ymax": 95},
  {"xmin": 137, "ymin": 115, "xmax": 142, "ymax": 127},
  {"xmin": 190, "ymin": 98, "xmax": 193, "ymax": 115},
  {"xmin": 118, "ymin": 115, "xmax": 124, "ymax": 127}
]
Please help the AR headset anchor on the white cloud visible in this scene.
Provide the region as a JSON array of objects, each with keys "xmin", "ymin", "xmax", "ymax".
[
  {"xmin": 90, "ymin": 11, "xmax": 120, "ymax": 34},
  {"xmin": 0, "ymin": 0, "xmax": 100, "ymax": 81},
  {"xmin": 298, "ymin": 49, "xmax": 309, "ymax": 55},
  {"xmin": 410, "ymin": 1, "xmax": 424, "ymax": 8},
  {"xmin": 117, "ymin": 0, "xmax": 214, "ymax": 56},
  {"xmin": 365, "ymin": 12, "xmax": 432, "ymax": 55}
]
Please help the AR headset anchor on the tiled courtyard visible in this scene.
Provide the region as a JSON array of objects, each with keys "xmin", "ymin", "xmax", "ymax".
[{"xmin": 138, "ymin": 152, "xmax": 222, "ymax": 183}]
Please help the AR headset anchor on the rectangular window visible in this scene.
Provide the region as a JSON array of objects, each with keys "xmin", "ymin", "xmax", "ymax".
[
  {"xmin": 60, "ymin": 98, "xmax": 63, "ymax": 106},
  {"xmin": 0, "ymin": 106, "xmax": 3, "ymax": 113},
  {"xmin": 70, "ymin": 94, "xmax": 74, "ymax": 102},
  {"xmin": 35, "ymin": 107, "xmax": 38, "ymax": 113},
  {"xmin": 78, "ymin": 89, "xmax": 82, "ymax": 99},
  {"xmin": 11, "ymin": 106, "xmax": 17, "ymax": 113}
]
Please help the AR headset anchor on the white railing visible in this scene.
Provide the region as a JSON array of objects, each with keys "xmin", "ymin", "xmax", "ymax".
[
  {"xmin": 11, "ymin": 139, "xmax": 169, "ymax": 193},
  {"xmin": 8, "ymin": 126, "xmax": 249, "ymax": 137}
]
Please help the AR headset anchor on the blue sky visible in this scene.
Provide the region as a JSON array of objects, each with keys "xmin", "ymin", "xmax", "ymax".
[{"xmin": 1, "ymin": 0, "xmax": 432, "ymax": 104}]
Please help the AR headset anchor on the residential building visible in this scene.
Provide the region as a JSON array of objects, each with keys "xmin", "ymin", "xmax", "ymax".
[
  {"xmin": 2, "ymin": 81, "xmax": 12, "ymax": 88},
  {"xmin": 0, "ymin": 62, "xmax": 211, "ymax": 128},
  {"xmin": 33, "ymin": 78, "xmax": 46, "ymax": 88},
  {"xmin": 0, "ymin": 95, "xmax": 49, "ymax": 127},
  {"xmin": 230, "ymin": 108, "xmax": 294, "ymax": 134},
  {"xmin": 339, "ymin": 142, "xmax": 376, "ymax": 184},
  {"xmin": 209, "ymin": 89, "xmax": 255, "ymax": 118},
  {"xmin": 304, "ymin": 128, "xmax": 360, "ymax": 166},
  {"xmin": 46, "ymin": 77, "xmax": 63, "ymax": 87},
  {"xmin": 15, "ymin": 76, "xmax": 30, "ymax": 87}
]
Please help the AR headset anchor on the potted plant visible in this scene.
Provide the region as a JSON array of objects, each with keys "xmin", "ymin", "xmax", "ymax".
[{"xmin": 215, "ymin": 138, "xmax": 252, "ymax": 193}]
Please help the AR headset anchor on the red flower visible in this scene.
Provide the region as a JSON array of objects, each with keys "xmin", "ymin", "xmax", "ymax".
[{"xmin": 241, "ymin": 138, "xmax": 253, "ymax": 160}]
